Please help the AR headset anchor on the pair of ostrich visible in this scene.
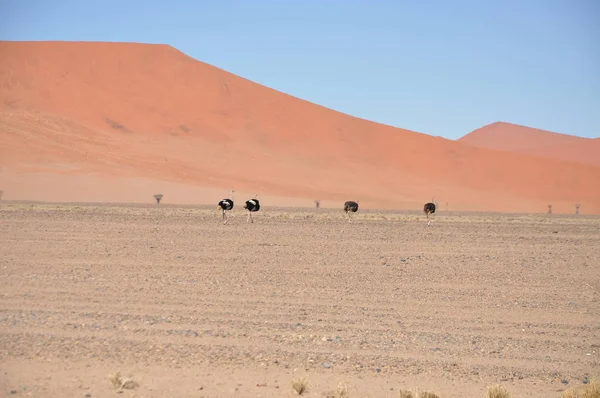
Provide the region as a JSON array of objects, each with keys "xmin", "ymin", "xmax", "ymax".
[
  {"xmin": 217, "ymin": 190, "xmax": 260, "ymax": 224},
  {"xmin": 344, "ymin": 199, "xmax": 436, "ymax": 225}
]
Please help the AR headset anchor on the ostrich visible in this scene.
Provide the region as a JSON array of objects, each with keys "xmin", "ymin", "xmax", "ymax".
[
  {"xmin": 217, "ymin": 189, "xmax": 235, "ymax": 224},
  {"xmin": 344, "ymin": 200, "xmax": 359, "ymax": 222},
  {"xmin": 243, "ymin": 194, "xmax": 260, "ymax": 223},
  {"xmin": 423, "ymin": 198, "xmax": 436, "ymax": 226}
]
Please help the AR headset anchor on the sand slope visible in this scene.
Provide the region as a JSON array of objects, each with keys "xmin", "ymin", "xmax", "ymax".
[
  {"xmin": 1, "ymin": 41, "xmax": 599, "ymax": 214},
  {"xmin": 459, "ymin": 122, "xmax": 600, "ymax": 166}
]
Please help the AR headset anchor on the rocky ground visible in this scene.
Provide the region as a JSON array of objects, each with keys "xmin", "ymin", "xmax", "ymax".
[{"xmin": 0, "ymin": 202, "xmax": 598, "ymax": 397}]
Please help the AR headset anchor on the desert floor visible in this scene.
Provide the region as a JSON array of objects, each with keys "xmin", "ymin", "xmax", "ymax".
[{"xmin": 0, "ymin": 202, "xmax": 598, "ymax": 398}]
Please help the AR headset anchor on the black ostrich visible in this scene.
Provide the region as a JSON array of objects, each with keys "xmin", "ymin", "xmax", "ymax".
[
  {"xmin": 217, "ymin": 189, "xmax": 235, "ymax": 224},
  {"xmin": 243, "ymin": 194, "xmax": 261, "ymax": 223},
  {"xmin": 423, "ymin": 198, "xmax": 436, "ymax": 225},
  {"xmin": 344, "ymin": 200, "xmax": 359, "ymax": 222}
]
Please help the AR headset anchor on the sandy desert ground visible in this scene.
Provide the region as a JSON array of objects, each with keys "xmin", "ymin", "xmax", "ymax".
[{"xmin": 0, "ymin": 202, "xmax": 599, "ymax": 398}]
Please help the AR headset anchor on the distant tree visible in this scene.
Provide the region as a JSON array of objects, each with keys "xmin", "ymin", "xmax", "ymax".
[
  {"xmin": 314, "ymin": 200, "xmax": 320, "ymax": 210},
  {"xmin": 547, "ymin": 204, "xmax": 552, "ymax": 214},
  {"xmin": 575, "ymin": 204, "xmax": 580, "ymax": 215},
  {"xmin": 154, "ymin": 194, "xmax": 163, "ymax": 204}
]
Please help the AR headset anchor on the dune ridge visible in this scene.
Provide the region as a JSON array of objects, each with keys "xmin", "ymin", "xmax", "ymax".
[
  {"xmin": 459, "ymin": 122, "xmax": 600, "ymax": 166},
  {"xmin": 1, "ymin": 40, "xmax": 599, "ymax": 214}
]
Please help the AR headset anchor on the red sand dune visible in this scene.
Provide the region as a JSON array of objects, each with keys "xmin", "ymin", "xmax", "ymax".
[
  {"xmin": 1, "ymin": 41, "xmax": 600, "ymax": 214},
  {"xmin": 459, "ymin": 122, "xmax": 600, "ymax": 166}
]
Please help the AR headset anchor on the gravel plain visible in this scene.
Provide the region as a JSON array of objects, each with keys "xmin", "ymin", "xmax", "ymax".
[{"xmin": 1, "ymin": 202, "xmax": 599, "ymax": 397}]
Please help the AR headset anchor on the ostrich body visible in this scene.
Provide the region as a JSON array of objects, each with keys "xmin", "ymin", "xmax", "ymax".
[
  {"xmin": 217, "ymin": 189, "xmax": 235, "ymax": 224},
  {"xmin": 243, "ymin": 195, "xmax": 260, "ymax": 223},
  {"xmin": 423, "ymin": 201, "xmax": 436, "ymax": 225},
  {"xmin": 344, "ymin": 200, "xmax": 359, "ymax": 222}
]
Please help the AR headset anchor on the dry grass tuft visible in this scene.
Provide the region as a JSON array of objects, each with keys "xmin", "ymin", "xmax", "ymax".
[
  {"xmin": 326, "ymin": 382, "xmax": 350, "ymax": 398},
  {"xmin": 561, "ymin": 378, "xmax": 600, "ymax": 398},
  {"xmin": 291, "ymin": 377, "xmax": 309, "ymax": 395},
  {"xmin": 109, "ymin": 371, "xmax": 139, "ymax": 390},
  {"xmin": 398, "ymin": 390, "xmax": 439, "ymax": 398},
  {"xmin": 487, "ymin": 384, "xmax": 512, "ymax": 398}
]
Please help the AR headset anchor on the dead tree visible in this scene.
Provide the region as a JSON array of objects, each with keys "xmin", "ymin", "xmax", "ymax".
[
  {"xmin": 575, "ymin": 204, "xmax": 580, "ymax": 215},
  {"xmin": 154, "ymin": 194, "xmax": 164, "ymax": 204},
  {"xmin": 547, "ymin": 204, "xmax": 552, "ymax": 214}
]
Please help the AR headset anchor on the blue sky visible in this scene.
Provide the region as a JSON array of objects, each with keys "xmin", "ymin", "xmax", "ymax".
[{"xmin": 1, "ymin": 0, "xmax": 598, "ymax": 139}]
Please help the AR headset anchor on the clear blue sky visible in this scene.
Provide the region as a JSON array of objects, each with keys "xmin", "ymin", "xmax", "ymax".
[{"xmin": 1, "ymin": 0, "xmax": 598, "ymax": 139}]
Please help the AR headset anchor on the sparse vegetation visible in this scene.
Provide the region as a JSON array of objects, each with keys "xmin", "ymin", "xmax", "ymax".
[
  {"xmin": 109, "ymin": 371, "xmax": 139, "ymax": 390},
  {"xmin": 419, "ymin": 392, "xmax": 440, "ymax": 398},
  {"xmin": 561, "ymin": 378, "xmax": 600, "ymax": 398},
  {"xmin": 291, "ymin": 377, "xmax": 308, "ymax": 395},
  {"xmin": 326, "ymin": 382, "xmax": 350, "ymax": 398},
  {"xmin": 487, "ymin": 384, "xmax": 512, "ymax": 398},
  {"xmin": 398, "ymin": 390, "xmax": 439, "ymax": 398},
  {"xmin": 154, "ymin": 193, "xmax": 163, "ymax": 204}
]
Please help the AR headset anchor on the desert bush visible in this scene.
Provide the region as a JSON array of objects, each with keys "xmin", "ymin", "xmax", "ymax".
[
  {"xmin": 398, "ymin": 391, "xmax": 439, "ymax": 398},
  {"xmin": 291, "ymin": 377, "xmax": 308, "ymax": 395},
  {"xmin": 487, "ymin": 384, "xmax": 512, "ymax": 398},
  {"xmin": 326, "ymin": 382, "xmax": 349, "ymax": 398},
  {"xmin": 561, "ymin": 378, "xmax": 600, "ymax": 398},
  {"xmin": 109, "ymin": 371, "xmax": 138, "ymax": 390}
]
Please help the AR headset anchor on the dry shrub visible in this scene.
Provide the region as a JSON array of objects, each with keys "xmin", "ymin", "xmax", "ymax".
[
  {"xmin": 399, "ymin": 391, "xmax": 438, "ymax": 398},
  {"xmin": 326, "ymin": 382, "xmax": 350, "ymax": 398},
  {"xmin": 109, "ymin": 371, "xmax": 139, "ymax": 390},
  {"xmin": 487, "ymin": 384, "xmax": 512, "ymax": 398},
  {"xmin": 561, "ymin": 378, "xmax": 600, "ymax": 398},
  {"xmin": 291, "ymin": 377, "xmax": 308, "ymax": 395}
]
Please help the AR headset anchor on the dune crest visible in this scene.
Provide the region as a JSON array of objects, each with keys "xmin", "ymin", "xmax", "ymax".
[
  {"xmin": 459, "ymin": 122, "xmax": 600, "ymax": 166},
  {"xmin": 1, "ymin": 41, "xmax": 599, "ymax": 214}
]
